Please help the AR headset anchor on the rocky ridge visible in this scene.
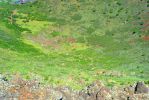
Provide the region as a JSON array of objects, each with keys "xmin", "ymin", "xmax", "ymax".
[{"xmin": 0, "ymin": 74, "xmax": 149, "ymax": 100}]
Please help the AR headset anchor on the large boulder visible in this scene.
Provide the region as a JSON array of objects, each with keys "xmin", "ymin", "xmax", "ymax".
[
  {"xmin": 79, "ymin": 81, "xmax": 111, "ymax": 100},
  {"xmin": 134, "ymin": 82, "xmax": 149, "ymax": 94}
]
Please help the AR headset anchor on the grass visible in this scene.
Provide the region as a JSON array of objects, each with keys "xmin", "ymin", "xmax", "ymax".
[{"xmin": 0, "ymin": 0, "xmax": 149, "ymax": 90}]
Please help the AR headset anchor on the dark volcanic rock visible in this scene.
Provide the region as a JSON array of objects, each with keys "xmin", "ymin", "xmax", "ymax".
[{"xmin": 135, "ymin": 82, "xmax": 149, "ymax": 94}]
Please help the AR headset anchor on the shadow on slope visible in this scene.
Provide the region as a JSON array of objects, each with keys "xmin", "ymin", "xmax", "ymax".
[{"xmin": 0, "ymin": 30, "xmax": 42, "ymax": 55}]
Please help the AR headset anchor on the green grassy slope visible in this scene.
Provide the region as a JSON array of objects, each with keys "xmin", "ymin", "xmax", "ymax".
[{"xmin": 0, "ymin": 0, "xmax": 149, "ymax": 89}]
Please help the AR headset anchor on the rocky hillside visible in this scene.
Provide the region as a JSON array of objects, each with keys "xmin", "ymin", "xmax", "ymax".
[{"xmin": 0, "ymin": 0, "xmax": 149, "ymax": 92}]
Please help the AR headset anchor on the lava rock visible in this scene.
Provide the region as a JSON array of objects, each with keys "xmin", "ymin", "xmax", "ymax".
[{"xmin": 135, "ymin": 82, "xmax": 149, "ymax": 94}]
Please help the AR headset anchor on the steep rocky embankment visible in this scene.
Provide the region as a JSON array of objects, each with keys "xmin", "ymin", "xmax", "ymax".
[{"xmin": 0, "ymin": 74, "xmax": 149, "ymax": 100}]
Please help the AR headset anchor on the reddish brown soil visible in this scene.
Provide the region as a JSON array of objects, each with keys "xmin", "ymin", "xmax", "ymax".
[{"xmin": 142, "ymin": 36, "xmax": 149, "ymax": 41}]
